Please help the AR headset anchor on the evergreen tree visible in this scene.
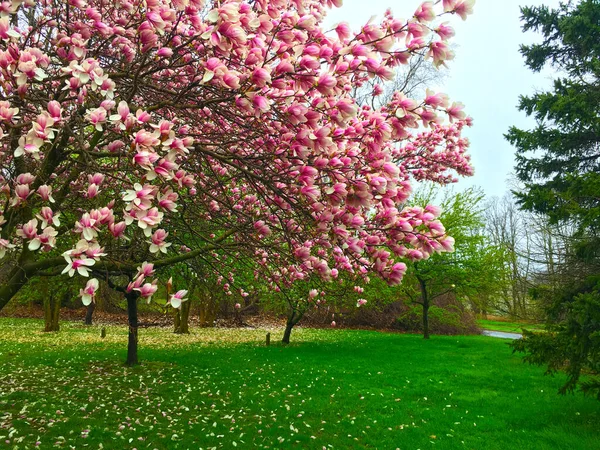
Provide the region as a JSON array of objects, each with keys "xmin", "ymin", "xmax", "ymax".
[{"xmin": 507, "ymin": 0, "xmax": 600, "ymax": 399}]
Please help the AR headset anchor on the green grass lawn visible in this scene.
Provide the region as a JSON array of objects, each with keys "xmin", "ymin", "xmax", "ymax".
[
  {"xmin": 477, "ymin": 319, "xmax": 545, "ymax": 334},
  {"xmin": 0, "ymin": 318, "xmax": 598, "ymax": 449}
]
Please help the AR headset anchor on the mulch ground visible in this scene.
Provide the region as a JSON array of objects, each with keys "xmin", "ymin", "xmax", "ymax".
[{"xmin": 0, "ymin": 305, "xmax": 288, "ymax": 329}]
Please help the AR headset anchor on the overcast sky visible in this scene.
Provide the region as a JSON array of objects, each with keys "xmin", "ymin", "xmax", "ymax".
[{"xmin": 325, "ymin": 0, "xmax": 561, "ymax": 199}]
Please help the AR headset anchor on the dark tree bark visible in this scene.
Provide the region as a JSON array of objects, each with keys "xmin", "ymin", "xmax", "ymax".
[
  {"xmin": 282, "ymin": 310, "xmax": 301, "ymax": 344},
  {"xmin": 126, "ymin": 291, "xmax": 139, "ymax": 366},
  {"xmin": 84, "ymin": 301, "xmax": 95, "ymax": 325},
  {"xmin": 174, "ymin": 279, "xmax": 194, "ymax": 334},
  {"xmin": 43, "ymin": 293, "xmax": 60, "ymax": 332},
  {"xmin": 177, "ymin": 299, "xmax": 191, "ymax": 334},
  {"xmin": 418, "ymin": 275, "xmax": 430, "ymax": 340},
  {"xmin": 173, "ymin": 306, "xmax": 181, "ymax": 332},
  {"xmin": 198, "ymin": 286, "xmax": 217, "ymax": 327},
  {"xmin": 234, "ymin": 307, "xmax": 243, "ymax": 326},
  {"xmin": 0, "ymin": 257, "xmax": 32, "ymax": 312}
]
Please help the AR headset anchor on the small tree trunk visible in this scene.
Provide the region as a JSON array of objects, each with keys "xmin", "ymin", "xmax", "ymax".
[
  {"xmin": 126, "ymin": 291, "xmax": 139, "ymax": 366},
  {"xmin": 0, "ymin": 264, "xmax": 30, "ymax": 313},
  {"xmin": 43, "ymin": 293, "xmax": 60, "ymax": 332},
  {"xmin": 43, "ymin": 296, "xmax": 52, "ymax": 331},
  {"xmin": 282, "ymin": 311, "xmax": 300, "ymax": 344},
  {"xmin": 178, "ymin": 300, "xmax": 191, "ymax": 334},
  {"xmin": 173, "ymin": 306, "xmax": 181, "ymax": 333},
  {"xmin": 422, "ymin": 302, "xmax": 430, "ymax": 340},
  {"xmin": 418, "ymin": 276, "xmax": 430, "ymax": 340},
  {"xmin": 198, "ymin": 286, "xmax": 217, "ymax": 327},
  {"xmin": 84, "ymin": 301, "xmax": 95, "ymax": 325},
  {"xmin": 234, "ymin": 307, "xmax": 243, "ymax": 326},
  {"xmin": 282, "ymin": 322, "xmax": 293, "ymax": 344}
]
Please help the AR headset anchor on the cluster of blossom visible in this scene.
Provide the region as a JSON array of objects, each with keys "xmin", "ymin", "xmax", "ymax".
[{"xmin": 0, "ymin": 0, "xmax": 475, "ymax": 309}]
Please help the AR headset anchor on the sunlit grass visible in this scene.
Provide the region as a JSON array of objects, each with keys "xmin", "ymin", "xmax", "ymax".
[
  {"xmin": 0, "ymin": 318, "xmax": 598, "ymax": 449},
  {"xmin": 477, "ymin": 319, "xmax": 545, "ymax": 333}
]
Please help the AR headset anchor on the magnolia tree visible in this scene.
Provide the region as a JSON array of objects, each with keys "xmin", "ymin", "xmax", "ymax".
[{"xmin": 0, "ymin": 0, "xmax": 474, "ymax": 364}]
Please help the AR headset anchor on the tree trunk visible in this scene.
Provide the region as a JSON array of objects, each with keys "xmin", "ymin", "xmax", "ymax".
[
  {"xmin": 198, "ymin": 286, "xmax": 217, "ymax": 327},
  {"xmin": 43, "ymin": 286, "xmax": 60, "ymax": 332},
  {"xmin": 84, "ymin": 301, "xmax": 95, "ymax": 325},
  {"xmin": 418, "ymin": 276, "xmax": 430, "ymax": 340},
  {"xmin": 0, "ymin": 263, "xmax": 30, "ymax": 313},
  {"xmin": 282, "ymin": 311, "xmax": 300, "ymax": 344},
  {"xmin": 126, "ymin": 291, "xmax": 139, "ymax": 366},
  {"xmin": 234, "ymin": 308, "xmax": 243, "ymax": 326},
  {"xmin": 422, "ymin": 302, "xmax": 430, "ymax": 340},
  {"xmin": 177, "ymin": 300, "xmax": 191, "ymax": 334},
  {"xmin": 173, "ymin": 306, "xmax": 181, "ymax": 333},
  {"xmin": 175, "ymin": 279, "xmax": 194, "ymax": 333}
]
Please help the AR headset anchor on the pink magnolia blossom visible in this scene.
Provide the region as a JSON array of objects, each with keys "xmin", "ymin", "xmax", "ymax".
[
  {"xmin": 148, "ymin": 229, "xmax": 171, "ymax": 254},
  {"xmin": 251, "ymin": 68, "xmax": 271, "ymax": 87},
  {"xmin": 414, "ymin": 2, "xmax": 436, "ymax": 22},
  {"xmin": 454, "ymin": 0, "xmax": 476, "ymax": 20},
  {"xmin": 62, "ymin": 255, "xmax": 96, "ymax": 277},
  {"xmin": 80, "ymin": 278, "xmax": 99, "ymax": 306},
  {"xmin": 127, "ymin": 276, "xmax": 145, "ymax": 293},
  {"xmin": 13, "ymin": 184, "xmax": 31, "ymax": 205},
  {"xmin": 37, "ymin": 185, "xmax": 55, "ymax": 203},
  {"xmin": 136, "ymin": 262, "xmax": 155, "ymax": 279},
  {"xmin": 84, "ymin": 242, "xmax": 106, "ymax": 259},
  {"xmin": 443, "ymin": 0, "xmax": 458, "ymax": 11},
  {"xmin": 436, "ymin": 22, "xmax": 455, "ymax": 40},
  {"xmin": 447, "ymin": 102, "xmax": 466, "ymax": 121},
  {"xmin": 37, "ymin": 207, "xmax": 60, "ymax": 228},
  {"xmin": 134, "ymin": 207, "xmax": 164, "ymax": 236},
  {"xmin": 157, "ymin": 189, "xmax": 178, "ymax": 212},
  {"xmin": 88, "ymin": 173, "xmax": 105, "ymax": 185},
  {"xmin": 16, "ymin": 173, "xmax": 35, "ymax": 184},
  {"xmin": 86, "ymin": 107, "xmax": 107, "ymax": 131},
  {"xmin": 86, "ymin": 183, "xmax": 100, "ymax": 198},
  {"xmin": 0, "ymin": 238, "xmax": 15, "ymax": 259},
  {"xmin": 0, "ymin": 0, "xmax": 476, "ymax": 350},
  {"xmin": 253, "ymin": 220, "xmax": 271, "ymax": 237},
  {"xmin": 47, "ymin": 101, "xmax": 62, "ymax": 121},
  {"xmin": 74, "ymin": 213, "xmax": 99, "ymax": 241},
  {"xmin": 16, "ymin": 219, "xmax": 39, "ymax": 249},
  {"xmin": 170, "ymin": 290, "xmax": 188, "ymax": 309},
  {"xmin": 123, "ymin": 183, "xmax": 156, "ymax": 209},
  {"xmin": 109, "ymin": 221, "xmax": 127, "ymax": 238},
  {"xmin": 135, "ymin": 281, "xmax": 158, "ymax": 303}
]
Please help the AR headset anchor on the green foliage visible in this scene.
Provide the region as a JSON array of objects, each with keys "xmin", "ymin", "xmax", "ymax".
[
  {"xmin": 400, "ymin": 186, "xmax": 508, "ymax": 315},
  {"xmin": 1, "ymin": 318, "xmax": 599, "ymax": 449},
  {"xmin": 13, "ymin": 276, "xmax": 78, "ymax": 308},
  {"xmin": 511, "ymin": 275, "xmax": 600, "ymax": 399},
  {"xmin": 506, "ymin": 0, "xmax": 600, "ymax": 231},
  {"xmin": 396, "ymin": 304, "xmax": 477, "ymax": 335},
  {"xmin": 507, "ymin": 0, "xmax": 600, "ymax": 399}
]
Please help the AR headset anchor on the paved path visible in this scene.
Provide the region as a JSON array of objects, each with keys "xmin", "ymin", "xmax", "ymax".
[{"xmin": 482, "ymin": 330, "xmax": 522, "ymax": 339}]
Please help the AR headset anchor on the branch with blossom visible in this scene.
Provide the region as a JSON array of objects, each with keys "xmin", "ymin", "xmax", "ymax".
[{"xmin": 0, "ymin": 0, "xmax": 475, "ymax": 360}]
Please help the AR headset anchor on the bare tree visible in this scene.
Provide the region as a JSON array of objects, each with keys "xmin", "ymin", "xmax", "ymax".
[{"xmin": 354, "ymin": 53, "xmax": 448, "ymax": 108}]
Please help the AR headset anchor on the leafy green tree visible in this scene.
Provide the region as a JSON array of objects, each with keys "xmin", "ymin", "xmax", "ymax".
[
  {"xmin": 398, "ymin": 186, "xmax": 507, "ymax": 339},
  {"xmin": 507, "ymin": 0, "xmax": 600, "ymax": 398}
]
